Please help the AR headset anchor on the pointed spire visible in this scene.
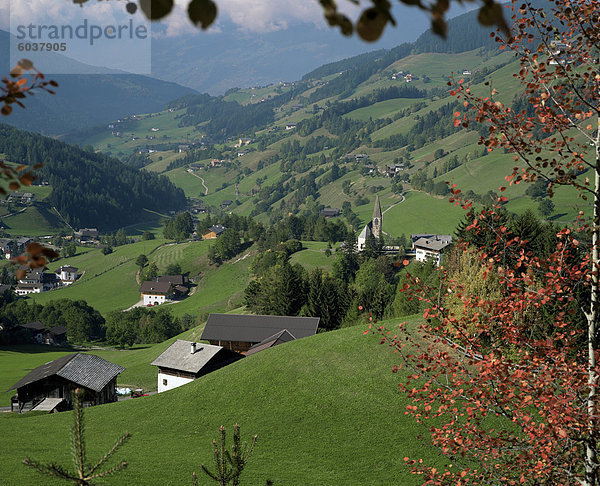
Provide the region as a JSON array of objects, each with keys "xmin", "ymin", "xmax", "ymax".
[
  {"xmin": 372, "ymin": 195, "xmax": 382, "ymax": 239},
  {"xmin": 373, "ymin": 195, "xmax": 382, "ymax": 221}
]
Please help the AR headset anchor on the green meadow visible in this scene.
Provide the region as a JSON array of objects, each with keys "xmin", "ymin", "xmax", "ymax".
[
  {"xmin": 0, "ymin": 326, "xmax": 207, "ymax": 406},
  {"xmin": 1, "ymin": 320, "xmax": 447, "ymax": 485}
]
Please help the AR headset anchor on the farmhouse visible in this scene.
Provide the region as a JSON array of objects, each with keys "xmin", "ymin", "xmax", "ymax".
[
  {"xmin": 201, "ymin": 313, "xmax": 319, "ymax": 354},
  {"xmin": 20, "ymin": 321, "xmax": 46, "ymax": 343},
  {"xmin": 202, "ymin": 224, "xmax": 227, "ymax": 239},
  {"xmin": 8, "ymin": 353, "xmax": 124, "ymax": 413},
  {"xmin": 45, "ymin": 326, "xmax": 67, "ymax": 346},
  {"xmin": 0, "ymin": 237, "xmax": 32, "ymax": 259},
  {"xmin": 75, "ymin": 228, "xmax": 99, "ymax": 243},
  {"xmin": 412, "ymin": 234, "xmax": 452, "ymax": 266},
  {"xmin": 151, "ymin": 340, "xmax": 244, "ymax": 393},
  {"xmin": 140, "ymin": 280, "xmax": 173, "ymax": 306},
  {"xmin": 7, "ymin": 192, "xmax": 34, "ymax": 204},
  {"xmin": 57, "ymin": 265, "xmax": 79, "ymax": 285},
  {"xmin": 156, "ymin": 275, "xmax": 189, "ymax": 297},
  {"xmin": 320, "ymin": 208, "xmax": 340, "ymax": 218},
  {"xmin": 245, "ymin": 329, "xmax": 296, "ymax": 356}
]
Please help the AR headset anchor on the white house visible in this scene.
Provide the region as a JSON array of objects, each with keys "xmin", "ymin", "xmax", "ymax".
[
  {"xmin": 150, "ymin": 340, "xmax": 243, "ymax": 393},
  {"xmin": 140, "ymin": 281, "xmax": 173, "ymax": 306},
  {"xmin": 412, "ymin": 234, "xmax": 452, "ymax": 266},
  {"xmin": 15, "ymin": 283, "xmax": 43, "ymax": 296},
  {"xmin": 58, "ymin": 266, "xmax": 79, "ymax": 285}
]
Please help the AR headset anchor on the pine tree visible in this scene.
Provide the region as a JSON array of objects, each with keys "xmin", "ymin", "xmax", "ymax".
[
  {"xmin": 23, "ymin": 389, "xmax": 130, "ymax": 485},
  {"xmin": 193, "ymin": 424, "xmax": 257, "ymax": 486}
]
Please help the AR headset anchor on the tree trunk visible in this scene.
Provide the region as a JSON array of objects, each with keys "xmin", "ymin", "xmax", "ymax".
[{"xmin": 584, "ymin": 125, "xmax": 600, "ymax": 486}]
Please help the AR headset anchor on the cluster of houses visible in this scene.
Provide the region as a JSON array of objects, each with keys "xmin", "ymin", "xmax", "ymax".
[
  {"xmin": 384, "ymin": 163, "xmax": 406, "ymax": 177},
  {"xmin": 6, "ymin": 192, "xmax": 35, "ymax": 204},
  {"xmin": 391, "ymin": 71, "xmax": 417, "ymax": 82},
  {"xmin": 15, "ymin": 265, "xmax": 80, "ymax": 296},
  {"xmin": 8, "ymin": 313, "xmax": 319, "ymax": 412},
  {"xmin": 0, "ymin": 237, "xmax": 35, "ymax": 260}
]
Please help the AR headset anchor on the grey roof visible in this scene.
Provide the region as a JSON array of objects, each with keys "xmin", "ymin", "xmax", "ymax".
[
  {"xmin": 21, "ymin": 321, "xmax": 45, "ymax": 331},
  {"xmin": 320, "ymin": 208, "xmax": 340, "ymax": 217},
  {"xmin": 16, "ymin": 283, "xmax": 43, "ymax": 289},
  {"xmin": 151, "ymin": 340, "xmax": 225, "ymax": 373},
  {"xmin": 156, "ymin": 275, "xmax": 185, "ymax": 285},
  {"xmin": 59, "ymin": 266, "xmax": 79, "ymax": 272},
  {"xmin": 9, "ymin": 353, "xmax": 124, "ymax": 392},
  {"xmin": 246, "ymin": 329, "xmax": 296, "ymax": 356},
  {"xmin": 201, "ymin": 314, "xmax": 319, "ymax": 343},
  {"xmin": 208, "ymin": 224, "xmax": 227, "ymax": 235},
  {"xmin": 411, "ymin": 234, "xmax": 452, "ymax": 244},
  {"xmin": 413, "ymin": 236, "xmax": 452, "ymax": 252},
  {"xmin": 140, "ymin": 281, "xmax": 172, "ymax": 294},
  {"xmin": 49, "ymin": 326, "xmax": 67, "ymax": 335}
]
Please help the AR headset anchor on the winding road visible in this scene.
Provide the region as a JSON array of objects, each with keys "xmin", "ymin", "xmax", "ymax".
[
  {"xmin": 381, "ymin": 194, "xmax": 406, "ymax": 236},
  {"xmin": 186, "ymin": 169, "xmax": 209, "ymax": 195}
]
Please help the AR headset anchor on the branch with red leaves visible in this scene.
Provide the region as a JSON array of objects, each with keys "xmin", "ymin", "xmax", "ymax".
[
  {"xmin": 371, "ymin": 216, "xmax": 595, "ymax": 485},
  {"xmin": 1, "ymin": 59, "xmax": 57, "ymax": 116},
  {"xmin": 0, "ymin": 59, "xmax": 57, "ymax": 194}
]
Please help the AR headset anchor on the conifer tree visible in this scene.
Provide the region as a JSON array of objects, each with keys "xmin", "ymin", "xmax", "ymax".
[{"xmin": 23, "ymin": 389, "xmax": 130, "ymax": 485}]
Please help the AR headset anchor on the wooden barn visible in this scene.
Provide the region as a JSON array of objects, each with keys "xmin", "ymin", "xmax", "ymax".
[
  {"xmin": 8, "ymin": 353, "xmax": 124, "ymax": 413},
  {"xmin": 200, "ymin": 314, "xmax": 320, "ymax": 354},
  {"xmin": 151, "ymin": 340, "xmax": 243, "ymax": 392}
]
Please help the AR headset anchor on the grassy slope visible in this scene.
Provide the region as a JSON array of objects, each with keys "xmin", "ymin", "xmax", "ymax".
[
  {"xmin": 383, "ymin": 191, "xmax": 466, "ymax": 236},
  {"xmin": 1, "ymin": 320, "xmax": 447, "ymax": 485},
  {"xmin": 29, "ymin": 239, "xmax": 168, "ymax": 313},
  {"xmin": 3, "ymin": 205, "xmax": 67, "ymax": 236},
  {"xmin": 0, "ymin": 326, "xmax": 207, "ymax": 406},
  {"xmin": 28, "ymin": 238, "xmax": 253, "ymax": 318},
  {"xmin": 290, "ymin": 241, "xmax": 337, "ymax": 271}
]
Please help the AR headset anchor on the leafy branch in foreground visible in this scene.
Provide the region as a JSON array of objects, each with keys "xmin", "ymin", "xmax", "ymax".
[
  {"xmin": 0, "ymin": 59, "xmax": 57, "ymax": 195},
  {"xmin": 23, "ymin": 389, "xmax": 130, "ymax": 485},
  {"xmin": 193, "ymin": 424, "xmax": 258, "ymax": 486}
]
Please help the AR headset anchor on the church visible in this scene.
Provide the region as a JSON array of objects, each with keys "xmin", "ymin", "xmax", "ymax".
[{"xmin": 357, "ymin": 195, "xmax": 382, "ymax": 251}]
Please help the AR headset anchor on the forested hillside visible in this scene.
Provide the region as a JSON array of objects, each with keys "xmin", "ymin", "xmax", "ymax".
[{"xmin": 0, "ymin": 125, "xmax": 186, "ymax": 230}]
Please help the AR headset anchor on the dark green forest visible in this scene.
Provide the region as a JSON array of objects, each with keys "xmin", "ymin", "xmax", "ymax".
[{"xmin": 0, "ymin": 125, "xmax": 186, "ymax": 230}]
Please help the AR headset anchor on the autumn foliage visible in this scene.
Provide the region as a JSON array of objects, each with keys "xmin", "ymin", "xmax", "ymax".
[
  {"xmin": 374, "ymin": 204, "xmax": 595, "ymax": 484},
  {"xmin": 371, "ymin": 0, "xmax": 600, "ymax": 483}
]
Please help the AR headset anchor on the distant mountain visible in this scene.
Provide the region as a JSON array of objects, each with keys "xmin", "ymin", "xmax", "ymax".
[
  {"xmin": 149, "ymin": 15, "xmax": 430, "ymax": 95},
  {"xmin": 0, "ymin": 30, "xmax": 197, "ymax": 136}
]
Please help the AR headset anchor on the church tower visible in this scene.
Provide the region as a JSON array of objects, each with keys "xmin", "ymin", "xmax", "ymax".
[{"xmin": 372, "ymin": 195, "xmax": 382, "ymax": 239}]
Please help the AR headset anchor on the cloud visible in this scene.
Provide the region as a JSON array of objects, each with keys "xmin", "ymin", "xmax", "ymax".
[
  {"xmin": 2, "ymin": 0, "xmax": 146, "ymax": 31},
  {"xmin": 155, "ymin": 0, "xmax": 332, "ymax": 36},
  {"xmin": 218, "ymin": 0, "xmax": 323, "ymax": 32}
]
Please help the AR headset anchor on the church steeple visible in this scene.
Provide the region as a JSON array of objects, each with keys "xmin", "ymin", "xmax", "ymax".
[{"xmin": 372, "ymin": 195, "xmax": 382, "ymax": 239}]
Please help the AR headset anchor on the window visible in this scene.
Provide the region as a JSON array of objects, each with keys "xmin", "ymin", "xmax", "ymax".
[{"xmin": 162, "ymin": 379, "xmax": 167, "ymax": 386}]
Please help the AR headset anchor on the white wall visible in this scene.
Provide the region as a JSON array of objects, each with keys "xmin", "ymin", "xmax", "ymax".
[
  {"xmin": 142, "ymin": 294, "xmax": 166, "ymax": 306},
  {"xmin": 415, "ymin": 248, "xmax": 441, "ymax": 266},
  {"xmin": 157, "ymin": 371, "xmax": 194, "ymax": 393}
]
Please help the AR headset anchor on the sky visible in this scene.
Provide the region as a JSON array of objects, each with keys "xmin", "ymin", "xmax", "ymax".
[
  {"xmin": 1, "ymin": 0, "xmax": 473, "ymax": 38},
  {"xmin": 0, "ymin": 0, "xmax": 475, "ymax": 82}
]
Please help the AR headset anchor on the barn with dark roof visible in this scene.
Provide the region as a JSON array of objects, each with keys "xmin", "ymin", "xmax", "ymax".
[
  {"xmin": 8, "ymin": 353, "xmax": 124, "ymax": 413},
  {"xmin": 201, "ymin": 314, "xmax": 319, "ymax": 354}
]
